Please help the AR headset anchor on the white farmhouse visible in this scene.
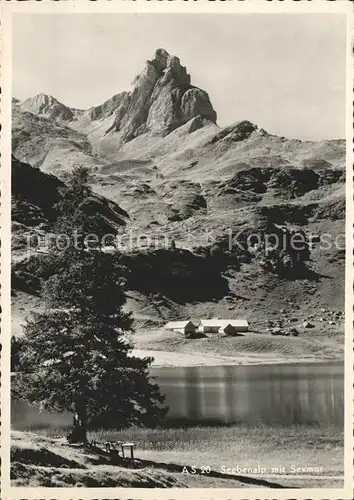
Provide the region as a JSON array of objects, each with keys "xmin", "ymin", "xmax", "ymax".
[{"xmin": 164, "ymin": 320, "xmax": 197, "ymax": 335}]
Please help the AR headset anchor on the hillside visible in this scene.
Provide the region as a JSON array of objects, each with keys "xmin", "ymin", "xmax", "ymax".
[
  {"xmin": 12, "ymin": 104, "xmax": 101, "ymax": 177},
  {"xmin": 11, "ymin": 156, "xmax": 129, "ymax": 264},
  {"xmin": 11, "ymin": 48, "xmax": 345, "ymax": 359},
  {"xmin": 11, "ymin": 430, "xmax": 186, "ymax": 487}
]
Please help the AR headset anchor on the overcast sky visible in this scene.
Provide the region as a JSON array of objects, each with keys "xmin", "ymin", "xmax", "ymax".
[{"xmin": 13, "ymin": 13, "xmax": 346, "ymax": 140}]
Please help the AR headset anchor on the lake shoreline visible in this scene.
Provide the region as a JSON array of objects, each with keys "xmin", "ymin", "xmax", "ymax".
[{"xmin": 133, "ymin": 348, "xmax": 343, "ymax": 368}]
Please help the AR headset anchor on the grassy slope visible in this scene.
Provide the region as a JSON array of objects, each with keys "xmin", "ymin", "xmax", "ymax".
[
  {"xmin": 132, "ymin": 331, "xmax": 343, "ymax": 366},
  {"xmin": 11, "ymin": 430, "xmax": 185, "ymax": 488},
  {"xmin": 12, "ymin": 426, "xmax": 343, "ymax": 488}
]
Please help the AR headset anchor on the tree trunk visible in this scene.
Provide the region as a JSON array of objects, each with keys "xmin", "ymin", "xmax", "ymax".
[{"xmin": 67, "ymin": 407, "xmax": 87, "ymax": 443}]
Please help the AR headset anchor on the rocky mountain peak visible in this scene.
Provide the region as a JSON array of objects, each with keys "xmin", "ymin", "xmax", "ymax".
[
  {"xmin": 148, "ymin": 48, "xmax": 191, "ymax": 86},
  {"xmin": 150, "ymin": 48, "xmax": 170, "ymax": 71},
  {"xmin": 106, "ymin": 48, "xmax": 217, "ymax": 143},
  {"xmin": 20, "ymin": 93, "xmax": 75, "ymax": 121}
]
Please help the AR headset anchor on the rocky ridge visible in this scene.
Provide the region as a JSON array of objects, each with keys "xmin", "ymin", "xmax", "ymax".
[{"xmin": 20, "ymin": 93, "xmax": 81, "ymax": 122}]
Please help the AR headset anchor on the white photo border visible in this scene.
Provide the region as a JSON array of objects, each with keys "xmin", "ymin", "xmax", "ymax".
[{"xmin": 1, "ymin": 1, "xmax": 353, "ymax": 499}]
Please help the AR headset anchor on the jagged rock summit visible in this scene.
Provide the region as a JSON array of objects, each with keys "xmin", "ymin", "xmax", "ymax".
[
  {"xmin": 17, "ymin": 49, "xmax": 218, "ymax": 146},
  {"xmin": 105, "ymin": 48, "xmax": 217, "ymax": 143}
]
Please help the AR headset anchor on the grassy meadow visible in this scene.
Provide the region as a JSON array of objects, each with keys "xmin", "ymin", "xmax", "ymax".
[{"xmin": 26, "ymin": 422, "xmax": 343, "ymax": 488}]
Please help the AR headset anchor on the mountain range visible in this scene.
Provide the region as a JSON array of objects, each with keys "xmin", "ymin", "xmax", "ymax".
[{"xmin": 11, "ymin": 48, "xmax": 345, "ymax": 361}]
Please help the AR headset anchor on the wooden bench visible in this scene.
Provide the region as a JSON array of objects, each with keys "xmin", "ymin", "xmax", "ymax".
[
  {"xmin": 120, "ymin": 442, "xmax": 136, "ymax": 460},
  {"xmin": 90, "ymin": 440, "xmax": 136, "ymax": 460}
]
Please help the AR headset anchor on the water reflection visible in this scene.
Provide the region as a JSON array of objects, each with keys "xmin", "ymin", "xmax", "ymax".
[
  {"xmin": 12, "ymin": 362, "xmax": 344, "ymax": 428},
  {"xmin": 151, "ymin": 362, "xmax": 344, "ymax": 425}
]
